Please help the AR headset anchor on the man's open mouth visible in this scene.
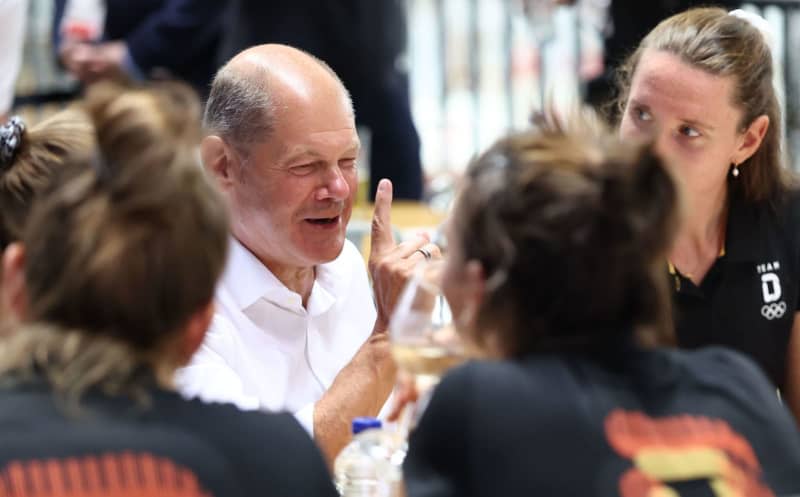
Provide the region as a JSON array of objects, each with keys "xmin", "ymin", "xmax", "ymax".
[{"xmin": 305, "ymin": 216, "xmax": 340, "ymax": 225}]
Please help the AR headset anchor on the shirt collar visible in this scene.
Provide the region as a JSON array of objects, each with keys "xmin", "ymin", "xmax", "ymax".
[{"xmin": 220, "ymin": 238, "xmax": 355, "ymax": 314}]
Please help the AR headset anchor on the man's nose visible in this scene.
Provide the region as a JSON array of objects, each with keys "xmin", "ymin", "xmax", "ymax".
[{"xmin": 316, "ymin": 164, "xmax": 350, "ymax": 201}]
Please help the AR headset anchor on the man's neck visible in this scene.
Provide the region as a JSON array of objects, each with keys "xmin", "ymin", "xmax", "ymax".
[
  {"xmin": 267, "ymin": 263, "xmax": 316, "ymax": 307},
  {"xmin": 236, "ymin": 236, "xmax": 316, "ymax": 307}
]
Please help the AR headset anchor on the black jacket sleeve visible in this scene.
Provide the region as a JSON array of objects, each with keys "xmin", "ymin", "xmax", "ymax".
[{"xmin": 122, "ymin": 0, "xmax": 225, "ymax": 76}]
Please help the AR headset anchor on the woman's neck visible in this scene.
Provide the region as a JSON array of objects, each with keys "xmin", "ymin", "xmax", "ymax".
[
  {"xmin": 680, "ymin": 186, "xmax": 728, "ymax": 245},
  {"xmin": 669, "ymin": 185, "xmax": 729, "ymax": 283}
]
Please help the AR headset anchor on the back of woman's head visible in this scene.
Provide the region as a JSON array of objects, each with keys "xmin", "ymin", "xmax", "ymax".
[
  {"xmin": 0, "ymin": 110, "xmax": 94, "ymax": 250},
  {"xmin": 615, "ymin": 7, "xmax": 787, "ymax": 203},
  {"xmin": 83, "ymin": 80, "xmax": 203, "ymax": 167},
  {"xmin": 22, "ymin": 80, "xmax": 227, "ymax": 352},
  {"xmin": 453, "ymin": 112, "xmax": 680, "ymax": 356}
]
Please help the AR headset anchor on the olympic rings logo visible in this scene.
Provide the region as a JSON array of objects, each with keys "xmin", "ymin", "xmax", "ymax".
[{"xmin": 761, "ymin": 301, "xmax": 786, "ymax": 320}]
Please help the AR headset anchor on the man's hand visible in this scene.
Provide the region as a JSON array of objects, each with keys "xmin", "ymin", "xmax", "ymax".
[
  {"xmin": 313, "ymin": 179, "xmax": 443, "ymax": 465},
  {"xmin": 368, "ymin": 179, "xmax": 441, "ymax": 332},
  {"xmin": 59, "ymin": 40, "xmax": 128, "ymax": 84},
  {"xmin": 386, "ymin": 370, "xmax": 418, "ymax": 422}
]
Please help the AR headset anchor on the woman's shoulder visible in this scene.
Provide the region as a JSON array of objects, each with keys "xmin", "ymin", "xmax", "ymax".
[
  {"xmin": 732, "ymin": 186, "xmax": 800, "ymax": 249},
  {"xmin": 153, "ymin": 393, "xmax": 336, "ymax": 495},
  {"xmin": 778, "ymin": 185, "xmax": 800, "ymax": 214},
  {"xmin": 442, "ymin": 348, "xmax": 774, "ymax": 400},
  {"xmin": 677, "ymin": 345, "xmax": 766, "ymax": 379},
  {"xmin": 435, "ymin": 354, "xmax": 616, "ymax": 406},
  {"xmin": 156, "ymin": 390, "xmax": 313, "ymax": 447},
  {"xmin": 762, "ymin": 186, "xmax": 800, "ymax": 225},
  {"xmin": 440, "ymin": 356, "xmax": 565, "ymax": 388},
  {"xmin": 670, "ymin": 346, "xmax": 783, "ymax": 403},
  {"xmin": 763, "ymin": 187, "xmax": 800, "ymax": 253}
]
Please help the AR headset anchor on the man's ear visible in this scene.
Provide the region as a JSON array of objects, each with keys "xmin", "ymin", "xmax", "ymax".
[
  {"xmin": 1, "ymin": 243, "xmax": 28, "ymax": 321},
  {"xmin": 201, "ymin": 135, "xmax": 240, "ymax": 190}
]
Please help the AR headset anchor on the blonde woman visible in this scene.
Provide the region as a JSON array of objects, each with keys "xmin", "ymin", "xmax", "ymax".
[{"xmin": 615, "ymin": 8, "xmax": 800, "ymax": 420}]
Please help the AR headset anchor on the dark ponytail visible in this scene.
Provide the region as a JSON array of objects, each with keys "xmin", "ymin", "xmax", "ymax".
[{"xmin": 453, "ymin": 112, "xmax": 680, "ymax": 357}]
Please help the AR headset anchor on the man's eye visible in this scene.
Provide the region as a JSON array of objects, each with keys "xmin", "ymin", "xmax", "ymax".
[
  {"xmin": 679, "ymin": 125, "xmax": 700, "ymax": 138},
  {"xmin": 290, "ymin": 164, "xmax": 315, "ymax": 175}
]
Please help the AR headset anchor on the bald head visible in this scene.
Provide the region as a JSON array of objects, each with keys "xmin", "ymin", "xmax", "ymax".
[
  {"xmin": 204, "ymin": 44, "xmax": 352, "ymax": 155},
  {"xmin": 227, "ymin": 44, "xmax": 345, "ymax": 95}
]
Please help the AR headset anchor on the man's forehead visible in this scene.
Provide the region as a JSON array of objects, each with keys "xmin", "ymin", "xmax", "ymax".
[{"xmin": 279, "ymin": 132, "xmax": 360, "ymax": 158}]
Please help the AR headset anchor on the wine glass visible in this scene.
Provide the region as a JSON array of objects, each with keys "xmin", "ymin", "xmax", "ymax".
[{"xmin": 389, "ymin": 259, "xmax": 464, "ymax": 432}]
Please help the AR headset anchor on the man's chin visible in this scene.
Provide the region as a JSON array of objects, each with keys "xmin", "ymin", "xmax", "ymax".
[{"xmin": 300, "ymin": 239, "xmax": 346, "ymax": 265}]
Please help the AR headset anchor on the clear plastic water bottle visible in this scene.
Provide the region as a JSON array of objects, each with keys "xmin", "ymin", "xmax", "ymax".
[{"xmin": 334, "ymin": 417, "xmax": 407, "ymax": 497}]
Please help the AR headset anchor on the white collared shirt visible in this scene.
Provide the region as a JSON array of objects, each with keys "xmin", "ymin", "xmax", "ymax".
[{"xmin": 175, "ymin": 238, "xmax": 377, "ymax": 436}]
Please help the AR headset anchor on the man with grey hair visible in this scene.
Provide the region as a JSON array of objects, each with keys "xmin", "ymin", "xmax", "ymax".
[{"xmin": 177, "ymin": 44, "xmax": 438, "ymax": 463}]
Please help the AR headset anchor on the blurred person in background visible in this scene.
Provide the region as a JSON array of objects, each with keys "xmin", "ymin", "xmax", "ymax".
[
  {"xmin": 53, "ymin": 0, "xmax": 224, "ymax": 96},
  {"xmin": 0, "ymin": 0, "xmax": 28, "ymax": 121},
  {"xmin": 0, "ymin": 80, "xmax": 338, "ymax": 497},
  {"xmin": 218, "ymin": 0, "xmax": 423, "ymax": 201},
  {"xmin": 616, "ymin": 8, "xmax": 800, "ymax": 421},
  {"xmin": 177, "ymin": 43, "xmax": 440, "ymax": 464},
  {"xmin": 402, "ymin": 114, "xmax": 800, "ymax": 497}
]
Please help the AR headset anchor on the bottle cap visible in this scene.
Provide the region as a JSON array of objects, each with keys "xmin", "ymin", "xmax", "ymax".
[{"xmin": 352, "ymin": 417, "xmax": 382, "ymax": 435}]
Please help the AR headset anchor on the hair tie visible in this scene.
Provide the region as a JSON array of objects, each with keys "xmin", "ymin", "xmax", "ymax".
[
  {"xmin": 0, "ymin": 116, "xmax": 26, "ymax": 170},
  {"xmin": 729, "ymin": 9, "xmax": 775, "ymax": 53}
]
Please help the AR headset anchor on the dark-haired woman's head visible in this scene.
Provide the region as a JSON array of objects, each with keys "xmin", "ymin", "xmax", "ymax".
[{"xmin": 443, "ymin": 114, "xmax": 680, "ymax": 358}]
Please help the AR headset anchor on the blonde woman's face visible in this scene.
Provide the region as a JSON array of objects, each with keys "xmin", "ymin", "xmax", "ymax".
[{"xmin": 620, "ymin": 49, "xmax": 747, "ymax": 200}]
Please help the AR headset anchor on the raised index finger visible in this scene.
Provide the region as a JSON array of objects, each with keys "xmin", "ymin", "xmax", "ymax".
[{"xmin": 370, "ymin": 178, "xmax": 395, "ymax": 257}]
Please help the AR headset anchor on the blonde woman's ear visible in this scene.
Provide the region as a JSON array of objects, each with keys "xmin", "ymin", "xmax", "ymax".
[
  {"xmin": 1, "ymin": 242, "xmax": 27, "ymax": 322},
  {"xmin": 733, "ymin": 114, "xmax": 770, "ymax": 166}
]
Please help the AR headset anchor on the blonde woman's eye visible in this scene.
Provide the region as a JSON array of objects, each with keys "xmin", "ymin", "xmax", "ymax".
[
  {"xmin": 680, "ymin": 126, "xmax": 700, "ymax": 138},
  {"xmin": 636, "ymin": 108, "xmax": 653, "ymax": 122}
]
